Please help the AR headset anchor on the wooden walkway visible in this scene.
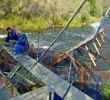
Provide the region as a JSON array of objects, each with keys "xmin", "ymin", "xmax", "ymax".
[{"xmin": 9, "ymin": 54, "xmax": 92, "ymax": 100}]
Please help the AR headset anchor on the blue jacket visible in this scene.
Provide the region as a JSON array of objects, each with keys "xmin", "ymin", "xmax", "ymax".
[
  {"xmin": 5, "ymin": 31, "xmax": 18, "ymax": 42},
  {"xmin": 84, "ymin": 87, "xmax": 102, "ymax": 100},
  {"xmin": 13, "ymin": 34, "xmax": 29, "ymax": 55}
]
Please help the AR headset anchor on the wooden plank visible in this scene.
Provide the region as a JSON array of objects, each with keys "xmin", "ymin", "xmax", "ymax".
[
  {"xmin": 16, "ymin": 55, "xmax": 36, "ymax": 70},
  {"xmin": 85, "ymin": 46, "xmax": 96, "ymax": 67},
  {"xmin": 8, "ymin": 64, "xmax": 21, "ymax": 79},
  {"xmin": 5, "ymin": 50, "xmax": 92, "ymax": 100},
  {"xmin": 10, "ymin": 86, "xmax": 53, "ymax": 100},
  {"xmin": 30, "ymin": 63, "xmax": 93, "ymax": 100},
  {"xmin": 93, "ymin": 42, "xmax": 100, "ymax": 54},
  {"xmin": 50, "ymin": 51, "xmax": 73, "ymax": 67},
  {"xmin": 96, "ymin": 37, "xmax": 102, "ymax": 47}
]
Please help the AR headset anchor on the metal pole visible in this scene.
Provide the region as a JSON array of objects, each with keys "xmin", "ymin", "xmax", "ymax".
[
  {"xmin": 29, "ymin": 0, "xmax": 88, "ymax": 71},
  {"xmin": 37, "ymin": 32, "xmax": 40, "ymax": 60},
  {"xmin": 68, "ymin": 55, "xmax": 73, "ymax": 81},
  {"xmin": 94, "ymin": 6, "xmax": 110, "ymax": 37}
]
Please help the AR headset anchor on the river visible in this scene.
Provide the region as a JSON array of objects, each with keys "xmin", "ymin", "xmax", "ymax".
[
  {"xmin": 0, "ymin": 19, "xmax": 110, "ymax": 73},
  {"xmin": 27, "ymin": 19, "xmax": 110, "ymax": 71}
]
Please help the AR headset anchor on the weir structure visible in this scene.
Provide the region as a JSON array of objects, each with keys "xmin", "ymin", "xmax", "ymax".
[
  {"xmin": 0, "ymin": 22, "xmax": 106, "ymax": 100},
  {"xmin": 0, "ymin": 0, "xmax": 110, "ymax": 99}
]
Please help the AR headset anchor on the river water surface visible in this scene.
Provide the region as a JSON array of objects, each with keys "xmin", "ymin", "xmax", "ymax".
[
  {"xmin": 28, "ymin": 19, "xmax": 110, "ymax": 71},
  {"xmin": 0, "ymin": 19, "xmax": 110, "ymax": 71}
]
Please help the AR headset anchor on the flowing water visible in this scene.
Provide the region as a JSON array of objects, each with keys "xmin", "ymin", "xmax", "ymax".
[
  {"xmin": 0, "ymin": 19, "xmax": 110, "ymax": 70},
  {"xmin": 28, "ymin": 26, "xmax": 94, "ymax": 53},
  {"xmin": 28, "ymin": 19, "xmax": 110, "ymax": 71}
]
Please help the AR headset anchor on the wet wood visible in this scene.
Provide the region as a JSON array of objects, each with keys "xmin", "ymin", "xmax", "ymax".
[
  {"xmin": 96, "ymin": 37, "xmax": 102, "ymax": 47},
  {"xmin": 93, "ymin": 42, "xmax": 100, "ymax": 54},
  {"xmin": 50, "ymin": 51, "xmax": 73, "ymax": 67},
  {"xmin": 85, "ymin": 46, "xmax": 97, "ymax": 67}
]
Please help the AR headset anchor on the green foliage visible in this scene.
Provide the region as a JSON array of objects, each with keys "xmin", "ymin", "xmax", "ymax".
[
  {"xmin": 102, "ymin": 85, "xmax": 110, "ymax": 100},
  {"xmin": 88, "ymin": 0, "xmax": 100, "ymax": 17},
  {"xmin": 0, "ymin": 0, "xmax": 109, "ymax": 31},
  {"xmin": 0, "ymin": 15, "xmax": 49, "ymax": 31},
  {"xmin": 81, "ymin": 9, "xmax": 89, "ymax": 24}
]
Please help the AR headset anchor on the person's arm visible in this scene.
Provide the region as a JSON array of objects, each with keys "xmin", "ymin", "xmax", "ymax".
[
  {"xmin": 13, "ymin": 31, "xmax": 19, "ymax": 41},
  {"xmin": 5, "ymin": 33, "xmax": 10, "ymax": 42}
]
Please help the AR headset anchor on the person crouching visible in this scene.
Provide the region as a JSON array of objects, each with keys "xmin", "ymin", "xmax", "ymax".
[
  {"xmin": 13, "ymin": 33, "xmax": 29, "ymax": 55},
  {"xmin": 5, "ymin": 27, "xmax": 18, "ymax": 42}
]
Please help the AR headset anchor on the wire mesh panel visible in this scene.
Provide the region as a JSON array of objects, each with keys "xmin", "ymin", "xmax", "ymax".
[
  {"xmin": 0, "ymin": 49, "xmax": 46, "ymax": 99},
  {"xmin": 0, "ymin": 71, "xmax": 19, "ymax": 100},
  {"xmin": 10, "ymin": 86, "xmax": 54, "ymax": 100}
]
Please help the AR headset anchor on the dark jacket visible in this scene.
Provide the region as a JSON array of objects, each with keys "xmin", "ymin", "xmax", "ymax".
[
  {"xmin": 13, "ymin": 34, "xmax": 29, "ymax": 55},
  {"xmin": 5, "ymin": 31, "xmax": 18, "ymax": 42}
]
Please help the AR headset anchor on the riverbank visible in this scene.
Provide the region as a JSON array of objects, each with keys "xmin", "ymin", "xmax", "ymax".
[{"xmin": 0, "ymin": 15, "xmax": 100, "ymax": 31}]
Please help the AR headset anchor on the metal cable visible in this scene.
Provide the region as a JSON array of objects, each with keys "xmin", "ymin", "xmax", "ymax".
[
  {"xmin": 62, "ymin": 64, "xmax": 82, "ymax": 99},
  {"xmin": 68, "ymin": 53, "xmax": 74, "ymax": 81},
  {"xmin": 29, "ymin": 0, "xmax": 88, "ymax": 71},
  {"xmin": 62, "ymin": 5, "xmax": 110, "ymax": 99}
]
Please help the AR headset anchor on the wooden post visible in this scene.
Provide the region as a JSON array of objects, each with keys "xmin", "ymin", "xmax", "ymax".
[
  {"xmin": 96, "ymin": 37, "xmax": 102, "ymax": 47},
  {"xmin": 85, "ymin": 46, "xmax": 96, "ymax": 67},
  {"xmin": 100, "ymin": 33, "xmax": 105, "ymax": 43},
  {"xmin": 102, "ymin": 31, "xmax": 105, "ymax": 37},
  {"xmin": 50, "ymin": 51, "xmax": 73, "ymax": 67},
  {"xmin": 93, "ymin": 42, "xmax": 100, "ymax": 54},
  {"xmin": 91, "ymin": 53, "xmax": 96, "ymax": 61},
  {"xmin": 70, "ymin": 56, "xmax": 79, "ymax": 72}
]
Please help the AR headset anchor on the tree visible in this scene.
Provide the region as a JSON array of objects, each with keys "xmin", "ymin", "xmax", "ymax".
[{"xmin": 88, "ymin": 0, "xmax": 100, "ymax": 16}]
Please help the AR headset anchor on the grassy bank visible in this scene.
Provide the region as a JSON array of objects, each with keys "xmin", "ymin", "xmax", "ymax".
[
  {"xmin": 0, "ymin": 15, "xmax": 100, "ymax": 31},
  {"xmin": 102, "ymin": 85, "xmax": 110, "ymax": 100},
  {"xmin": 0, "ymin": 15, "xmax": 49, "ymax": 31}
]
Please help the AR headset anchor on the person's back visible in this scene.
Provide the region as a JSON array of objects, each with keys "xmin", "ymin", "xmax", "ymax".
[{"xmin": 13, "ymin": 33, "xmax": 29, "ymax": 55}]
